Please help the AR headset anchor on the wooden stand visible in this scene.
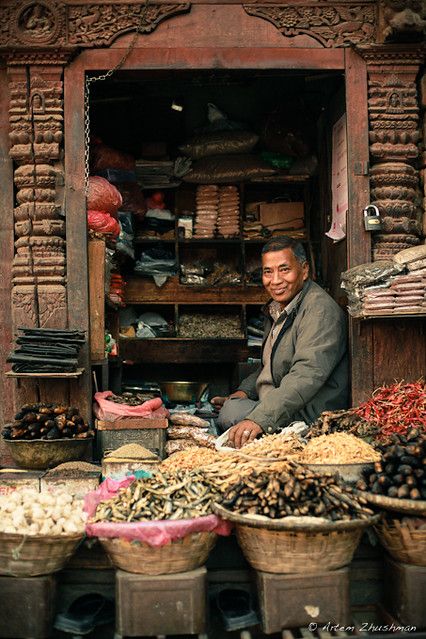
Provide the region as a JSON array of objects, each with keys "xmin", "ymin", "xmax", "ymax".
[
  {"xmin": 0, "ymin": 574, "xmax": 56, "ymax": 638},
  {"xmin": 95, "ymin": 418, "xmax": 168, "ymax": 461},
  {"xmin": 384, "ymin": 556, "xmax": 426, "ymax": 629},
  {"xmin": 256, "ymin": 567, "xmax": 350, "ymax": 634},
  {"xmin": 88, "ymin": 238, "xmax": 106, "ymax": 362},
  {"xmin": 115, "ymin": 567, "xmax": 207, "ymax": 638}
]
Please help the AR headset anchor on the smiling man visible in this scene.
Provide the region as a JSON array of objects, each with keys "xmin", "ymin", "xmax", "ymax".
[{"xmin": 212, "ymin": 236, "xmax": 348, "ymax": 448}]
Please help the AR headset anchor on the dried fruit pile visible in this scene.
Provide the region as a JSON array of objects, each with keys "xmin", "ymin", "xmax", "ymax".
[
  {"xmin": 357, "ymin": 429, "xmax": 426, "ymax": 500},
  {"xmin": 220, "ymin": 463, "xmax": 374, "ymax": 521},
  {"xmin": 2, "ymin": 403, "xmax": 93, "ymax": 440}
]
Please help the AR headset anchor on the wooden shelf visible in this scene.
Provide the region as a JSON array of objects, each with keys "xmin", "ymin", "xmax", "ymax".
[
  {"xmin": 119, "ymin": 338, "xmax": 248, "ymax": 363},
  {"xmin": 125, "ymin": 277, "xmax": 267, "ymax": 305},
  {"xmin": 359, "ymin": 312, "xmax": 426, "ymax": 320},
  {"xmin": 5, "ymin": 368, "xmax": 85, "ymax": 379},
  {"xmin": 249, "ymin": 174, "xmax": 310, "ymax": 184}
]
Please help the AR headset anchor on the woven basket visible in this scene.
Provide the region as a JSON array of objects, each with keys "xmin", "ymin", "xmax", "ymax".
[
  {"xmin": 0, "ymin": 532, "xmax": 83, "ymax": 577},
  {"xmin": 375, "ymin": 517, "xmax": 426, "ymax": 566},
  {"xmin": 213, "ymin": 503, "xmax": 378, "ymax": 574},
  {"xmin": 99, "ymin": 531, "xmax": 217, "ymax": 575}
]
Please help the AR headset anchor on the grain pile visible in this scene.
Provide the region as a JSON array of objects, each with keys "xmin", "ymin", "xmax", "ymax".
[
  {"xmin": 299, "ymin": 433, "xmax": 380, "ymax": 464},
  {"xmin": 104, "ymin": 444, "xmax": 158, "ymax": 461},
  {"xmin": 45, "ymin": 461, "xmax": 101, "ymax": 475}
]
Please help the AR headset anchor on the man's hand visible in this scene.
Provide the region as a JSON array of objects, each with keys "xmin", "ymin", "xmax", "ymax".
[
  {"xmin": 227, "ymin": 419, "xmax": 262, "ymax": 449},
  {"xmin": 210, "ymin": 390, "xmax": 248, "ymax": 410}
]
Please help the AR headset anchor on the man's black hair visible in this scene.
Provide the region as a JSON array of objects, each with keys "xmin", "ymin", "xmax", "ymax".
[{"xmin": 261, "ymin": 236, "xmax": 307, "ymax": 265}]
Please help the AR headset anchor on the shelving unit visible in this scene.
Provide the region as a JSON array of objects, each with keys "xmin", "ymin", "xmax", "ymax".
[
  {"xmin": 5, "ymin": 368, "xmax": 85, "ymax": 379},
  {"xmin": 117, "ymin": 175, "xmax": 311, "ymax": 364}
]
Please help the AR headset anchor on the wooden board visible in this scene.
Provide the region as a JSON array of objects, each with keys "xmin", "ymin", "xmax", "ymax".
[
  {"xmin": 119, "ymin": 338, "xmax": 249, "ymax": 363},
  {"xmin": 96, "ymin": 418, "xmax": 168, "ymax": 431},
  {"xmin": 5, "ymin": 368, "xmax": 85, "ymax": 379},
  {"xmin": 88, "ymin": 239, "xmax": 106, "ymax": 361}
]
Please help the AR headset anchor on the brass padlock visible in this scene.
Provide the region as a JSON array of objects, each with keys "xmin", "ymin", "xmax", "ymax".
[{"xmin": 363, "ymin": 205, "xmax": 383, "ymax": 231}]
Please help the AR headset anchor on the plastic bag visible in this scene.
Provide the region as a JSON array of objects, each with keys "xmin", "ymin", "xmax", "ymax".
[
  {"xmin": 179, "ymin": 131, "xmax": 259, "ymax": 160},
  {"xmin": 87, "ymin": 176, "xmax": 122, "ymax": 217},
  {"xmin": 341, "ymin": 261, "xmax": 404, "ymax": 291},
  {"xmin": 87, "ymin": 210, "xmax": 120, "ymax": 237},
  {"xmin": 117, "ymin": 212, "xmax": 135, "ymax": 259},
  {"xmin": 94, "ymin": 391, "xmax": 169, "ymax": 421},
  {"xmin": 84, "ymin": 476, "xmax": 232, "ymax": 547}
]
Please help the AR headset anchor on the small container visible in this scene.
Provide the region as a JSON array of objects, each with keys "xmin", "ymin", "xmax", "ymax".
[{"xmin": 178, "ymin": 215, "xmax": 193, "ymax": 239}]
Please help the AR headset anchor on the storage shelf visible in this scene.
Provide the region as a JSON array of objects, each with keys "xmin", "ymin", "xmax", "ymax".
[
  {"xmin": 125, "ymin": 277, "xmax": 267, "ymax": 305},
  {"xmin": 359, "ymin": 312, "xmax": 426, "ymax": 320},
  {"xmin": 5, "ymin": 368, "xmax": 85, "ymax": 379},
  {"xmin": 120, "ymin": 337, "xmax": 248, "ymax": 363},
  {"xmin": 249, "ymin": 174, "xmax": 310, "ymax": 184}
]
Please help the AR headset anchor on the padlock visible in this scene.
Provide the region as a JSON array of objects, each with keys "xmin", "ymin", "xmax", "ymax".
[{"xmin": 363, "ymin": 204, "xmax": 383, "ymax": 231}]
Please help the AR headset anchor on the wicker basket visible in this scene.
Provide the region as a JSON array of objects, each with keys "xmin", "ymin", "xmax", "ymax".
[
  {"xmin": 99, "ymin": 531, "xmax": 217, "ymax": 575},
  {"xmin": 213, "ymin": 503, "xmax": 378, "ymax": 574},
  {"xmin": 0, "ymin": 532, "xmax": 83, "ymax": 577},
  {"xmin": 375, "ymin": 517, "xmax": 426, "ymax": 566}
]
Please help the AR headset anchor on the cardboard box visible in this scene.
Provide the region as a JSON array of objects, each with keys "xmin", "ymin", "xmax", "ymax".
[{"xmin": 259, "ymin": 201, "xmax": 304, "ymax": 229}]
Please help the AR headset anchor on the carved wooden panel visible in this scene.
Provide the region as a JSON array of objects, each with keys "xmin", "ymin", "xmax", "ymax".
[
  {"xmin": 243, "ymin": 3, "xmax": 377, "ymax": 47},
  {"xmin": 8, "ymin": 62, "xmax": 67, "ymax": 329},
  {"xmin": 362, "ymin": 48, "xmax": 423, "ymax": 260}
]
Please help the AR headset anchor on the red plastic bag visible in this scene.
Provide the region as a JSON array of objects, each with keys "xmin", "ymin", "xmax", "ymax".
[
  {"xmin": 94, "ymin": 391, "xmax": 169, "ymax": 421},
  {"xmin": 87, "ymin": 210, "xmax": 120, "ymax": 237},
  {"xmin": 84, "ymin": 476, "xmax": 232, "ymax": 547},
  {"xmin": 87, "ymin": 176, "xmax": 122, "ymax": 217}
]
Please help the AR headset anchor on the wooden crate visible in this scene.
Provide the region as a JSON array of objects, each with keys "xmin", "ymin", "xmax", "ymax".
[
  {"xmin": 0, "ymin": 574, "xmax": 56, "ymax": 638},
  {"xmin": 257, "ymin": 567, "xmax": 350, "ymax": 633},
  {"xmin": 95, "ymin": 428, "xmax": 166, "ymax": 460},
  {"xmin": 384, "ymin": 556, "xmax": 426, "ymax": 628},
  {"xmin": 116, "ymin": 567, "xmax": 207, "ymax": 637}
]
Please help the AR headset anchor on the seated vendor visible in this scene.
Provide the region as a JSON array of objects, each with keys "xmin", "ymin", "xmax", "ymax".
[{"xmin": 211, "ymin": 236, "xmax": 348, "ymax": 448}]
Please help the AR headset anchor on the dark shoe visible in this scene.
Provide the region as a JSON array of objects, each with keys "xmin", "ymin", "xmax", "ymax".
[
  {"xmin": 215, "ymin": 588, "xmax": 259, "ymax": 631},
  {"xmin": 54, "ymin": 594, "xmax": 115, "ymax": 635}
]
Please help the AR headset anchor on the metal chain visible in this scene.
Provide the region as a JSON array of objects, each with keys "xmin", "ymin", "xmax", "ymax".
[{"xmin": 84, "ymin": 0, "xmax": 151, "ymax": 193}]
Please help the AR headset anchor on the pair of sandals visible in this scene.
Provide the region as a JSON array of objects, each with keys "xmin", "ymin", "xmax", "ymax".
[
  {"xmin": 54, "ymin": 594, "xmax": 114, "ymax": 636},
  {"xmin": 214, "ymin": 588, "xmax": 260, "ymax": 631}
]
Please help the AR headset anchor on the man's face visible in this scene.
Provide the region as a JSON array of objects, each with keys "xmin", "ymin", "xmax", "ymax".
[{"xmin": 262, "ymin": 248, "xmax": 309, "ymax": 306}]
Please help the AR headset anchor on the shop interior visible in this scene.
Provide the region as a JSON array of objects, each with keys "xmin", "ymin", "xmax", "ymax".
[{"xmin": 88, "ymin": 68, "xmax": 347, "ymax": 408}]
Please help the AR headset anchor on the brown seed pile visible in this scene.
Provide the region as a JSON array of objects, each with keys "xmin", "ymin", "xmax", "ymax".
[
  {"xmin": 104, "ymin": 444, "xmax": 158, "ymax": 461},
  {"xmin": 45, "ymin": 461, "xmax": 101, "ymax": 476}
]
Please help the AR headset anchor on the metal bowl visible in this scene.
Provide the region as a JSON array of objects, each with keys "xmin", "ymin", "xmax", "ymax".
[
  {"xmin": 159, "ymin": 381, "xmax": 208, "ymax": 403},
  {"xmin": 3, "ymin": 438, "xmax": 93, "ymax": 470}
]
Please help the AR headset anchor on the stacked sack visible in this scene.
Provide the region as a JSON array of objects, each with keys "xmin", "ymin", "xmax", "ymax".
[
  {"xmin": 194, "ymin": 185, "xmax": 219, "ymax": 238},
  {"xmin": 166, "ymin": 413, "xmax": 216, "ymax": 455},
  {"xmin": 87, "ymin": 176, "xmax": 122, "ymax": 238},
  {"xmin": 217, "ymin": 186, "xmax": 240, "ymax": 238}
]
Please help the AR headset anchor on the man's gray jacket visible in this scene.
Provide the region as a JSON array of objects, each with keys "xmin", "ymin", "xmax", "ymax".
[{"xmin": 238, "ymin": 280, "xmax": 348, "ymax": 433}]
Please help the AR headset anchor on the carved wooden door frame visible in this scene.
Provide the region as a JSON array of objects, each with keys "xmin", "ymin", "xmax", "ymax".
[{"xmin": 64, "ymin": 45, "xmax": 370, "ymax": 410}]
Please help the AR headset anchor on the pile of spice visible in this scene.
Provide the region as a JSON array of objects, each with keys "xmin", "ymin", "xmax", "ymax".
[
  {"xmin": 178, "ymin": 313, "xmax": 244, "ymax": 339},
  {"xmin": 161, "ymin": 447, "xmax": 219, "ymax": 471},
  {"xmin": 45, "ymin": 461, "xmax": 101, "ymax": 478},
  {"xmin": 104, "ymin": 444, "xmax": 158, "ymax": 462},
  {"xmin": 355, "ymin": 380, "xmax": 426, "ymax": 439},
  {"xmin": 220, "ymin": 463, "xmax": 374, "ymax": 521},
  {"xmin": 299, "ymin": 433, "xmax": 380, "ymax": 464},
  {"xmin": 357, "ymin": 429, "xmax": 426, "ymax": 500},
  {"xmin": 91, "ymin": 470, "xmax": 219, "ymax": 522}
]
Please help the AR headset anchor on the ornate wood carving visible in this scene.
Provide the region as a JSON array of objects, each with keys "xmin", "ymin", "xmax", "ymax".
[
  {"xmin": 361, "ymin": 47, "xmax": 423, "ymax": 260},
  {"xmin": 8, "ymin": 62, "xmax": 67, "ymax": 328},
  {"xmin": 243, "ymin": 3, "xmax": 377, "ymax": 47},
  {"xmin": 0, "ymin": 1, "xmax": 191, "ymax": 47},
  {"xmin": 68, "ymin": 3, "xmax": 191, "ymax": 45}
]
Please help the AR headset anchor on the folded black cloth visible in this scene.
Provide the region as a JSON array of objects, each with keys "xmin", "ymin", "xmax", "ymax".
[
  {"xmin": 18, "ymin": 327, "xmax": 85, "ymax": 340},
  {"xmin": 7, "ymin": 353, "xmax": 78, "ymax": 366},
  {"xmin": 11, "ymin": 363, "xmax": 77, "ymax": 373},
  {"xmin": 9, "ymin": 328, "xmax": 86, "ymax": 373}
]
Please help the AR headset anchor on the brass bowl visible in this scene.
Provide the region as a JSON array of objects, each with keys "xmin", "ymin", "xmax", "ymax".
[
  {"xmin": 159, "ymin": 381, "xmax": 208, "ymax": 403},
  {"xmin": 3, "ymin": 438, "xmax": 93, "ymax": 470}
]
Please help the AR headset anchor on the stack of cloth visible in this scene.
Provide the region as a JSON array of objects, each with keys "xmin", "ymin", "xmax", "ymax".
[
  {"xmin": 217, "ymin": 186, "xmax": 240, "ymax": 238},
  {"xmin": 194, "ymin": 185, "xmax": 218, "ymax": 238},
  {"xmin": 7, "ymin": 328, "xmax": 85, "ymax": 373},
  {"xmin": 135, "ymin": 159, "xmax": 179, "ymax": 188}
]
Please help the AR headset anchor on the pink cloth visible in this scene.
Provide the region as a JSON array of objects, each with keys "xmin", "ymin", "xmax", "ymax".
[{"xmin": 94, "ymin": 391, "xmax": 169, "ymax": 421}]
